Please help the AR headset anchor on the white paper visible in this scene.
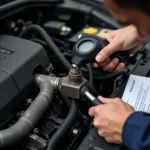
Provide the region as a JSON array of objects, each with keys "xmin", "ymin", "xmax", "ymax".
[{"xmin": 122, "ymin": 74, "xmax": 150, "ymax": 113}]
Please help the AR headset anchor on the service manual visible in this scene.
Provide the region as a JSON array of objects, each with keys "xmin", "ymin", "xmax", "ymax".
[{"xmin": 122, "ymin": 75, "xmax": 150, "ymax": 113}]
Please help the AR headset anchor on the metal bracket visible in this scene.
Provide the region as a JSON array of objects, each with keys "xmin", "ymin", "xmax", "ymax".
[{"xmin": 58, "ymin": 76, "xmax": 88, "ymax": 99}]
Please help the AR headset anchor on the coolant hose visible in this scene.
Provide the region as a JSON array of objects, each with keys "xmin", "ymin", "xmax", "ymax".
[
  {"xmin": 0, "ymin": 75, "xmax": 54, "ymax": 148},
  {"xmin": 19, "ymin": 24, "xmax": 71, "ymax": 71},
  {"xmin": 46, "ymin": 100, "xmax": 79, "ymax": 150}
]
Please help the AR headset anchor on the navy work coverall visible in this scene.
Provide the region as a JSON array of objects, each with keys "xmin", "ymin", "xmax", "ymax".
[{"xmin": 123, "ymin": 112, "xmax": 150, "ymax": 150}]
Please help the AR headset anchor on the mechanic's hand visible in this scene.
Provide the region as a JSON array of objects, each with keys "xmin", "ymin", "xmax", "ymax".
[
  {"xmin": 88, "ymin": 96, "xmax": 135, "ymax": 144},
  {"xmin": 93, "ymin": 25, "xmax": 148, "ymax": 71}
]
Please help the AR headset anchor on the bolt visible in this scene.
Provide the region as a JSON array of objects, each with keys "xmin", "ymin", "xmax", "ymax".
[
  {"xmin": 46, "ymin": 64, "xmax": 53, "ymax": 74},
  {"xmin": 61, "ymin": 26, "xmax": 71, "ymax": 32},
  {"xmin": 45, "ymin": 135, "xmax": 49, "ymax": 139},
  {"xmin": 68, "ymin": 64, "xmax": 83, "ymax": 83},
  {"xmin": 73, "ymin": 129, "xmax": 79, "ymax": 136},
  {"xmin": 78, "ymin": 34, "xmax": 82, "ymax": 39},
  {"xmin": 72, "ymin": 64, "xmax": 79, "ymax": 71},
  {"xmin": 26, "ymin": 99, "xmax": 33, "ymax": 105},
  {"xmin": 34, "ymin": 128, "xmax": 39, "ymax": 134},
  {"xmin": 14, "ymin": 27, "xmax": 19, "ymax": 32},
  {"xmin": 17, "ymin": 19, "xmax": 24, "ymax": 24},
  {"xmin": 22, "ymin": 26, "xmax": 26, "ymax": 30},
  {"xmin": 16, "ymin": 111, "xmax": 24, "ymax": 118},
  {"xmin": 10, "ymin": 21, "xmax": 16, "ymax": 28},
  {"xmin": 117, "ymin": 80, "xmax": 123, "ymax": 86}
]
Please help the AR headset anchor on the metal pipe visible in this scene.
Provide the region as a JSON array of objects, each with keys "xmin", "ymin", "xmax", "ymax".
[
  {"xmin": 84, "ymin": 90, "xmax": 102, "ymax": 106},
  {"xmin": 48, "ymin": 76, "xmax": 61, "ymax": 90},
  {"xmin": 84, "ymin": 90, "xmax": 95, "ymax": 102},
  {"xmin": 0, "ymin": 74, "xmax": 54, "ymax": 148},
  {"xmin": 34, "ymin": 74, "xmax": 60, "ymax": 90}
]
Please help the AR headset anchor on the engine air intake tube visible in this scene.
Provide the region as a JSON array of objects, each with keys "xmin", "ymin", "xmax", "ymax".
[{"xmin": 0, "ymin": 74, "xmax": 54, "ymax": 148}]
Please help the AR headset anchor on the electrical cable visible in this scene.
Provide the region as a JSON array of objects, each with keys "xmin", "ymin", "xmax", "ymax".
[{"xmin": 94, "ymin": 70, "xmax": 124, "ymax": 80}]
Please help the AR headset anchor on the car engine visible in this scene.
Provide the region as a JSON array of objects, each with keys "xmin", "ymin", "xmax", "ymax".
[{"xmin": 0, "ymin": 0, "xmax": 150, "ymax": 150}]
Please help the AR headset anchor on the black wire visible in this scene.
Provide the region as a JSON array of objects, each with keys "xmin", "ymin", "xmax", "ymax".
[
  {"xmin": 87, "ymin": 82, "xmax": 99, "ymax": 96},
  {"xmin": 31, "ymin": 38, "xmax": 47, "ymax": 47},
  {"xmin": 50, "ymin": 36, "xmax": 67, "ymax": 48},
  {"xmin": 94, "ymin": 71, "xmax": 124, "ymax": 80},
  {"xmin": 86, "ymin": 64, "xmax": 93, "ymax": 85},
  {"xmin": 31, "ymin": 38, "xmax": 65, "ymax": 52},
  {"xmin": 31, "ymin": 37, "xmax": 66, "ymax": 48},
  {"xmin": 62, "ymin": 52, "xmax": 72, "ymax": 58}
]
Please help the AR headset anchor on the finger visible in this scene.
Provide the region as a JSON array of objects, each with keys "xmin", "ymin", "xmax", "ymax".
[
  {"xmin": 115, "ymin": 63, "xmax": 125, "ymax": 71},
  {"xmin": 88, "ymin": 106, "xmax": 96, "ymax": 117},
  {"xmin": 99, "ymin": 58, "xmax": 111, "ymax": 67},
  {"xmin": 93, "ymin": 118, "xmax": 101, "ymax": 128},
  {"xmin": 98, "ymin": 129, "xmax": 105, "ymax": 137},
  {"xmin": 105, "ymin": 137, "xmax": 114, "ymax": 144},
  {"xmin": 100, "ymin": 34, "xmax": 113, "ymax": 42},
  {"xmin": 98, "ymin": 96, "xmax": 113, "ymax": 104},
  {"xmin": 96, "ymin": 42, "xmax": 120, "ymax": 63},
  {"xmin": 92, "ymin": 58, "xmax": 111, "ymax": 68},
  {"xmin": 105, "ymin": 136, "xmax": 121, "ymax": 144},
  {"xmin": 91, "ymin": 62, "xmax": 99, "ymax": 68},
  {"xmin": 103, "ymin": 58, "xmax": 119, "ymax": 71}
]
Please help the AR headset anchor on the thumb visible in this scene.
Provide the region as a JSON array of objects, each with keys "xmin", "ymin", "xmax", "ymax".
[
  {"xmin": 96, "ymin": 42, "xmax": 120, "ymax": 63},
  {"xmin": 98, "ymin": 96, "xmax": 113, "ymax": 104}
]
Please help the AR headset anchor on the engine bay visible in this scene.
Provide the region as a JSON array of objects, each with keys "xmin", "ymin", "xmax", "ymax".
[{"xmin": 0, "ymin": 0, "xmax": 150, "ymax": 150}]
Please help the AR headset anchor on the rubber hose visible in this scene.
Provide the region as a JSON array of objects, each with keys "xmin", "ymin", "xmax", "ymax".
[
  {"xmin": 46, "ymin": 100, "xmax": 79, "ymax": 150},
  {"xmin": 31, "ymin": 38, "xmax": 48, "ymax": 47},
  {"xmin": 94, "ymin": 71, "xmax": 124, "ymax": 80},
  {"xmin": 0, "ymin": 75, "xmax": 54, "ymax": 148},
  {"xmin": 86, "ymin": 64, "xmax": 93, "ymax": 85},
  {"xmin": 31, "ymin": 38, "xmax": 65, "ymax": 54},
  {"xmin": 31, "ymin": 37, "xmax": 66, "ymax": 48},
  {"xmin": 19, "ymin": 24, "xmax": 71, "ymax": 71}
]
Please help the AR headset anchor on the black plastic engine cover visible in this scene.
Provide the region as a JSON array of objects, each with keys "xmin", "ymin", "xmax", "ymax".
[{"xmin": 0, "ymin": 35, "xmax": 49, "ymax": 125}]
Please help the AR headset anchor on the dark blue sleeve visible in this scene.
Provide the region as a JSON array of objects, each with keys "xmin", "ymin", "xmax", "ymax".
[{"xmin": 123, "ymin": 112, "xmax": 150, "ymax": 150}]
